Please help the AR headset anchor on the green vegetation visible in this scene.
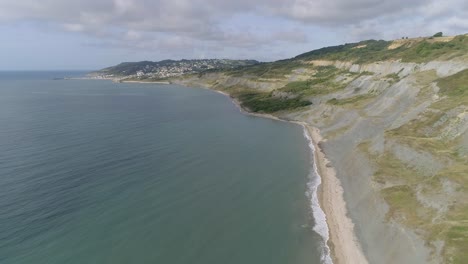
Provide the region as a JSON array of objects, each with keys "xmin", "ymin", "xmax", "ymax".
[
  {"xmin": 385, "ymin": 73, "xmax": 400, "ymax": 83},
  {"xmin": 123, "ymin": 76, "xmax": 169, "ymax": 82},
  {"xmin": 381, "ymin": 185, "xmax": 434, "ymax": 225},
  {"xmin": 233, "ymin": 90, "xmax": 311, "ymax": 113},
  {"xmin": 313, "ymin": 65, "xmax": 339, "ymax": 77},
  {"xmin": 293, "ymin": 35, "xmax": 468, "ymax": 64},
  {"xmin": 327, "ymin": 94, "xmax": 375, "ymax": 106},
  {"xmin": 359, "ymin": 71, "xmax": 374, "ymax": 76},
  {"xmin": 444, "ymin": 208, "xmax": 468, "ymax": 263},
  {"xmin": 361, "ymin": 67, "xmax": 468, "ymax": 262},
  {"xmin": 385, "ymin": 73, "xmax": 400, "ymax": 80},
  {"xmin": 433, "ymin": 32, "xmax": 443, "ymax": 37},
  {"xmin": 399, "ymin": 39, "xmax": 460, "ymax": 62},
  {"xmin": 437, "ymin": 69, "xmax": 468, "ymax": 97},
  {"xmin": 421, "ymin": 69, "xmax": 468, "ymax": 116},
  {"xmin": 93, "ymin": 59, "xmax": 259, "ymax": 77},
  {"xmin": 281, "ymin": 80, "xmax": 314, "ymax": 93},
  {"xmin": 360, "ymin": 137, "xmax": 468, "ymax": 263},
  {"xmin": 221, "ymin": 34, "xmax": 468, "ymax": 263},
  {"xmin": 295, "ymin": 40, "xmax": 393, "ymax": 64},
  {"xmin": 278, "ymin": 66, "xmax": 352, "ymax": 96},
  {"xmin": 137, "ymin": 34, "xmax": 468, "ymax": 263},
  {"xmin": 281, "ymin": 78, "xmax": 336, "ymax": 94},
  {"xmin": 365, "ymin": 68, "xmax": 468, "ymax": 262},
  {"xmin": 227, "ymin": 59, "xmax": 302, "ymax": 78},
  {"xmin": 358, "ymin": 140, "xmax": 431, "ymax": 185}
]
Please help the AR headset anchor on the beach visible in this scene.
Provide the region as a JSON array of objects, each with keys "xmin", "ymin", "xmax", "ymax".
[
  {"xmin": 306, "ymin": 126, "xmax": 368, "ymax": 264},
  {"xmin": 78, "ymin": 76, "xmax": 371, "ymax": 263},
  {"xmin": 213, "ymin": 88, "xmax": 369, "ymax": 264},
  {"xmin": 101, "ymin": 78, "xmax": 371, "ymax": 263},
  {"xmin": 77, "ymin": 76, "xmax": 371, "ymax": 263},
  {"xmin": 1, "ymin": 75, "xmax": 323, "ymax": 264}
]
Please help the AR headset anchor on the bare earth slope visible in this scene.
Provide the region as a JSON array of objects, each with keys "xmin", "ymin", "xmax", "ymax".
[
  {"xmin": 169, "ymin": 35, "xmax": 468, "ymax": 264},
  {"xmin": 100, "ymin": 34, "xmax": 468, "ymax": 263}
]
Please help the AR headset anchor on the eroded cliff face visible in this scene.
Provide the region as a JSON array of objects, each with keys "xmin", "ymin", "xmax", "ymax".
[
  {"xmin": 289, "ymin": 59, "xmax": 467, "ymax": 264},
  {"xmin": 174, "ymin": 57, "xmax": 468, "ymax": 264}
]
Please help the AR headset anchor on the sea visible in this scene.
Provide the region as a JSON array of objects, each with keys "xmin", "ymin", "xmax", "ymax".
[{"xmin": 0, "ymin": 71, "xmax": 329, "ymax": 264}]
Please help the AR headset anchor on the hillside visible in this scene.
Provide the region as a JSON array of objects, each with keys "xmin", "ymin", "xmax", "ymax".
[
  {"xmin": 170, "ymin": 34, "xmax": 468, "ymax": 264},
  {"xmin": 89, "ymin": 59, "xmax": 259, "ymax": 80}
]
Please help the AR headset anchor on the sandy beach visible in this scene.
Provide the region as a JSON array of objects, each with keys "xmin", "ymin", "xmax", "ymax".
[
  {"xmin": 148, "ymin": 80, "xmax": 435, "ymax": 263},
  {"xmin": 88, "ymin": 78, "xmax": 371, "ymax": 263},
  {"xmin": 214, "ymin": 89, "xmax": 368, "ymax": 264},
  {"xmin": 305, "ymin": 126, "xmax": 368, "ymax": 264}
]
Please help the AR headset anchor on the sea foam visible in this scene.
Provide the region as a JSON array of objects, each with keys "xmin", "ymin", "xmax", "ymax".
[{"xmin": 302, "ymin": 126, "xmax": 333, "ymax": 264}]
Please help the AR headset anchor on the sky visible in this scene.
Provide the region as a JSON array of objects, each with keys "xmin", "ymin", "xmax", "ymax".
[{"xmin": 0, "ymin": 0, "xmax": 467, "ymax": 70}]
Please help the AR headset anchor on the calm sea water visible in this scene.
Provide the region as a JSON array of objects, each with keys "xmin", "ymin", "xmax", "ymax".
[{"xmin": 0, "ymin": 72, "xmax": 324, "ymax": 264}]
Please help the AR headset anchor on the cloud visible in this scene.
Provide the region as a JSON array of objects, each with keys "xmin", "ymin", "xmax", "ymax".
[
  {"xmin": 267, "ymin": 0, "xmax": 427, "ymax": 25},
  {"xmin": 0, "ymin": 0, "xmax": 467, "ymax": 61},
  {"xmin": 344, "ymin": 0, "xmax": 468, "ymax": 41},
  {"xmin": 62, "ymin": 23, "xmax": 85, "ymax": 32},
  {"xmin": 0, "ymin": 0, "xmax": 428, "ymax": 27}
]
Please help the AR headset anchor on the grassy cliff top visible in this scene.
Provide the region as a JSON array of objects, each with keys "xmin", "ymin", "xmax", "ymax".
[
  {"xmin": 295, "ymin": 34, "xmax": 468, "ymax": 63},
  {"xmin": 181, "ymin": 33, "xmax": 468, "ymax": 263},
  {"xmin": 224, "ymin": 34, "xmax": 468, "ymax": 80}
]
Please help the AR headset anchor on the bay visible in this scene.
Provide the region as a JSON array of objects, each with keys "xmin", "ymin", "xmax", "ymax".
[{"xmin": 0, "ymin": 72, "xmax": 323, "ymax": 264}]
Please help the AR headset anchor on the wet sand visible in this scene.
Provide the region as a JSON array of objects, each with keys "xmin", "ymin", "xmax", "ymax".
[{"xmin": 305, "ymin": 126, "xmax": 368, "ymax": 264}]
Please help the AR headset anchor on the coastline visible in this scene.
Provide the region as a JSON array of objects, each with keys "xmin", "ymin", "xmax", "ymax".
[
  {"xmin": 214, "ymin": 89, "xmax": 368, "ymax": 264},
  {"xmin": 120, "ymin": 80, "xmax": 171, "ymax": 84},
  {"xmin": 76, "ymin": 77, "xmax": 171, "ymax": 84},
  {"xmin": 89, "ymin": 78, "xmax": 369, "ymax": 263},
  {"xmin": 305, "ymin": 126, "xmax": 368, "ymax": 264}
]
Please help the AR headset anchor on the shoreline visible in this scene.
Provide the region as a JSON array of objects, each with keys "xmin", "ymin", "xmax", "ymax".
[
  {"xmin": 120, "ymin": 80, "xmax": 171, "ymax": 84},
  {"xmin": 74, "ymin": 77, "xmax": 171, "ymax": 84},
  {"xmin": 214, "ymin": 89, "xmax": 368, "ymax": 264},
  {"xmin": 87, "ymin": 79, "xmax": 369, "ymax": 263},
  {"xmin": 305, "ymin": 126, "xmax": 368, "ymax": 264}
]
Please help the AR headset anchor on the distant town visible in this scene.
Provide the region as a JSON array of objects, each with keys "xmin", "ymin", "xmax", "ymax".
[{"xmin": 89, "ymin": 59, "xmax": 259, "ymax": 80}]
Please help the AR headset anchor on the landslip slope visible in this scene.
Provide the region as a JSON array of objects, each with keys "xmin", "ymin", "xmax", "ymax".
[{"xmin": 171, "ymin": 34, "xmax": 468, "ymax": 264}]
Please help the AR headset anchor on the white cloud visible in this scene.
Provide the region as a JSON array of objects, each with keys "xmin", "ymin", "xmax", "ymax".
[
  {"xmin": 62, "ymin": 23, "xmax": 85, "ymax": 32},
  {"xmin": 0, "ymin": 0, "xmax": 467, "ymax": 60}
]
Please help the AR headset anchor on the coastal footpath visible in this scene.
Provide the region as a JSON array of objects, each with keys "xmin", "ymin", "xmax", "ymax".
[{"xmin": 95, "ymin": 34, "xmax": 468, "ymax": 264}]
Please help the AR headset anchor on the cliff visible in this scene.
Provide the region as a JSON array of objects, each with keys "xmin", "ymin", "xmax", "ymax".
[{"xmin": 171, "ymin": 34, "xmax": 468, "ymax": 263}]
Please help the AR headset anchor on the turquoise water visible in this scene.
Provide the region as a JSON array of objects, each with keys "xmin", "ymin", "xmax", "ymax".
[{"xmin": 0, "ymin": 72, "xmax": 324, "ymax": 264}]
